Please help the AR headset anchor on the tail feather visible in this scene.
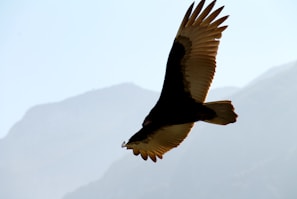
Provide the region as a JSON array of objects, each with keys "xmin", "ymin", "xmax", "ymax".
[{"xmin": 203, "ymin": 100, "xmax": 237, "ymax": 125}]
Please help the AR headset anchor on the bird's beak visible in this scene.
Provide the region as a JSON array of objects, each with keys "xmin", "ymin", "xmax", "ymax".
[{"xmin": 121, "ymin": 141, "xmax": 127, "ymax": 148}]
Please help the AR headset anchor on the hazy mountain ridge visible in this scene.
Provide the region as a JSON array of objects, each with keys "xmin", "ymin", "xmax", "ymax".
[
  {"xmin": 63, "ymin": 62, "xmax": 297, "ymax": 199},
  {"xmin": 0, "ymin": 83, "xmax": 159, "ymax": 199},
  {"xmin": 1, "ymin": 62, "xmax": 297, "ymax": 199}
]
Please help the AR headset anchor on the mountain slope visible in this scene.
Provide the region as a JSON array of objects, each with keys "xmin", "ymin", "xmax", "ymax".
[
  {"xmin": 0, "ymin": 83, "xmax": 158, "ymax": 199},
  {"xmin": 63, "ymin": 61, "xmax": 297, "ymax": 199}
]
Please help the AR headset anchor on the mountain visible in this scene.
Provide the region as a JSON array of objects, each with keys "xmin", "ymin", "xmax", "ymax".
[
  {"xmin": 0, "ymin": 83, "xmax": 159, "ymax": 199},
  {"xmin": 1, "ymin": 61, "xmax": 296, "ymax": 199},
  {"xmin": 0, "ymin": 81, "xmax": 237, "ymax": 199},
  {"xmin": 63, "ymin": 62, "xmax": 297, "ymax": 199}
]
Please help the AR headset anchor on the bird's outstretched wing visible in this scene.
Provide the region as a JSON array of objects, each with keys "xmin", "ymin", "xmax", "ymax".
[
  {"xmin": 177, "ymin": 0, "xmax": 228, "ymax": 102},
  {"xmin": 123, "ymin": 123, "xmax": 194, "ymax": 162},
  {"xmin": 161, "ymin": 0, "xmax": 228, "ymax": 103},
  {"xmin": 142, "ymin": 0, "xmax": 229, "ymax": 123}
]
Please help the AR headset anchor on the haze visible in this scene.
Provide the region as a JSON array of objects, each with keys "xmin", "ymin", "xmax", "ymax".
[{"xmin": 1, "ymin": 0, "xmax": 297, "ymax": 138}]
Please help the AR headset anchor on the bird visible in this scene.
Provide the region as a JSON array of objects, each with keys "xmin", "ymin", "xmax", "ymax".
[{"xmin": 122, "ymin": 0, "xmax": 237, "ymax": 162}]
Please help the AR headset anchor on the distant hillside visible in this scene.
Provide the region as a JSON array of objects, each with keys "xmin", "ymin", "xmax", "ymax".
[
  {"xmin": 1, "ymin": 61, "xmax": 296, "ymax": 199},
  {"xmin": 0, "ymin": 83, "xmax": 158, "ymax": 199},
  {"xmin": 0, "ymin": 80, "xmax": 239, "ymax": 199},
  {"xmin": 63, "ymin": 62, "xmax": 297, "ymax": 199}
]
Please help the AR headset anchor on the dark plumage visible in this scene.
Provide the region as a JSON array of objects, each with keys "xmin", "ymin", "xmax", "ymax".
[{"xmin": 122, "ymin": 0, "xmax": 238, "ymax": 162}]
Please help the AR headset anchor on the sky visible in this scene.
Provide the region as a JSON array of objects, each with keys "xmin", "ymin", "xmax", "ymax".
[{"xmin": 1, "ymin": 0, "xmax": 297, "ymax": 138}]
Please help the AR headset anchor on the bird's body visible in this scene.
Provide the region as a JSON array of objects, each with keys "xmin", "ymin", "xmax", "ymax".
[{"xmin": 122, "ymin": 0, "xmax": 238, "ymax": 162}]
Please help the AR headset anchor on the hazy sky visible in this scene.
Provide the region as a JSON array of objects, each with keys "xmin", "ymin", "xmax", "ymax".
[{"xmin": 1, "ymin": 0, "xmax": 297, "ymax": 138}]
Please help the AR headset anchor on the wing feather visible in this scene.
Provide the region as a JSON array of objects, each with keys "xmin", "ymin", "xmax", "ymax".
[
  {"xmin": 202, "ymin": 6, "xmax": 224, "ymax": 25},
  {"xmin": 186, "ymin": 0, "xmax": 205, "ymax": 27},
  {"xmin": 193, "ymin": 0, "xmax": 216, "ymax": 26}
]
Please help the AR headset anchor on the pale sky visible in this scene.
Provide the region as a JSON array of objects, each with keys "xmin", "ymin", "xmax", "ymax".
[{"xmin": 1, "ymin": 0, "xmax": 297, "ymax": 138}]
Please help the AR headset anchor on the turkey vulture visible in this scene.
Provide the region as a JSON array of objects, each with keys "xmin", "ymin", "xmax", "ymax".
[{"xmin": 122, "ymin": 0, "xmax": 237, "ymax": 162}]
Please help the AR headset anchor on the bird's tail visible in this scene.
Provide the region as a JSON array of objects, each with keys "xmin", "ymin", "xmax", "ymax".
[{"xmin": 203, "ymin": 100, "xmax": 237, "ymax": 125}]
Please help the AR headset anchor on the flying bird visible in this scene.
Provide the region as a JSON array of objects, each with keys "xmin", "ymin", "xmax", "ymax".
[{"xmin": 122, "ymin": 0, "xmax": 237, "ymax": 162}]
